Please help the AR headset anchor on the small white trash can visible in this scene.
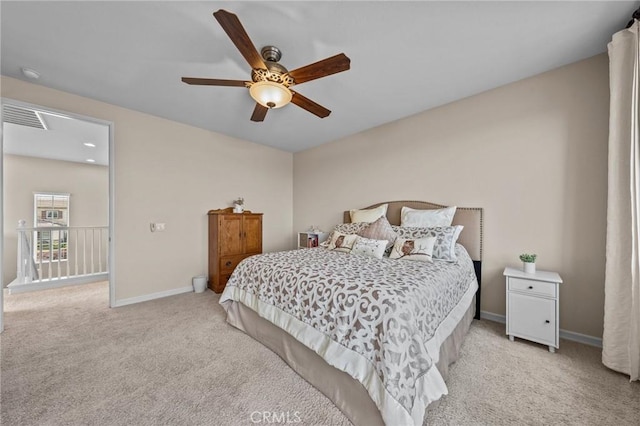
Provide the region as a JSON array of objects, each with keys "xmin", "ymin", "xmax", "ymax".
[{"xmin": 192, "ymin": 276, "xmax": 207, "ymax": 293}]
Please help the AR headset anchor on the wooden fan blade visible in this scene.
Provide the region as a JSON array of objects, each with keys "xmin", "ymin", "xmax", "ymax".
[
  {"xmin": 213, "ymin": 9, "xmax": 266, "ymax": 70},
  {"xmin": 181, "ymin": 77, "xmax": 247, "ymax": 87},
  {"xmin": 250, "ymin": 103, "xmax": 268, "ymax": 122},
  {"xmin": 290, "ymin": 92, "xmax": 331, "ymax": 118},
  {"xmin": 288, "ymin": 53, "xmax": 351, "ymax": 85}
]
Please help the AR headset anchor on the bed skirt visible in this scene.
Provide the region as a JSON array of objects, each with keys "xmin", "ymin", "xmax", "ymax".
[{"xmin": 225, "ymin": 295, "xmax": 476, "ymax": 426}]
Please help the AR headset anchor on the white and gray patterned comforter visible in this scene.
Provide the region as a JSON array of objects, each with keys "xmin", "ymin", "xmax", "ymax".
[{"xmin": 220, "ymin": 245, "xmax": 478, "ymax": 425}]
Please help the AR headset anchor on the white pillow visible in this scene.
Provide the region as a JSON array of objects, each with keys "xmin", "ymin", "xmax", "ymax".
[
  {"xmin": 401, "ymin": 206, "xmax": 456, "ymax": 228},
  {"xmin": 327, "ymin": 232, "xmax": 358, "ymax": 252},
  {"xmin": 350, "ymin": 204, "xmax": 388, "ymax": 223},
  {"xmin": 351, "ymin": 236, "xmax": 388, "ymax": 259},
  {"xmin": 389, "ymin": 237, "xmax": 436, "ymax": 262}
]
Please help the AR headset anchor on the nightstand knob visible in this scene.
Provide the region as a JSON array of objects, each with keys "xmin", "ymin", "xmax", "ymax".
[
  {"xmin": 225, "ymin": 261, "xmax": 232, "ymax": 267},
  {"xmin": 528, "ymin": 286, "xmax": 533, "ymax": 289},
  {"xmin": 545, "ymin": 320, "xmax": 550, "ymax": 324}
]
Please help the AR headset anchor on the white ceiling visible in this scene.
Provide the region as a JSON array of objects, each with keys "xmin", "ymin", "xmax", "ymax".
[
  {"xmin": 3, "ymin": 107, "xmax": 109, "ymax": 166},
  {"xmin": 0, "ymin": 1, "xmax": 635, "ymax": 153}
]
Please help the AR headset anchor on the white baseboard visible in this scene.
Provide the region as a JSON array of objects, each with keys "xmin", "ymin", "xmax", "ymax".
[
  {"xmin": 479, "ymin": 311, "xmax": 506, "ymax": 324},
  {"xmin": 558, "ymin": 329, "xmax": 603, "ymax": 348},
  {"xmin": 113, "ymin": 285, "xmax": 193, "ymax": 307},
  {"xmin": 7, "ymin": 273, "xmax": 108, "ymax": 294},
  {"xmin": 480, "ymin": 310, "xmax": 602, "ymax": 348}
]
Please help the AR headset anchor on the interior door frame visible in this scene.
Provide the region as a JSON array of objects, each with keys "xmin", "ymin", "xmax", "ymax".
[{"xmin": 0, "ymin": 98, "xmax": 116, "ymax": 332}]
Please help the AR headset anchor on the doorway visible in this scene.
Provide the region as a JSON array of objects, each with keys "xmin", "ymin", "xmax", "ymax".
[{"xmin": 0, "ymin": 98, "xmax": 115, "ymax": 331}]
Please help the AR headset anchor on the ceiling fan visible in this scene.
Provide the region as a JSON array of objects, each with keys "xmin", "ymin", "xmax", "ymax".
[{"xmin": 181, "ymin": 9, "xmax": 351, "ymax": 122}]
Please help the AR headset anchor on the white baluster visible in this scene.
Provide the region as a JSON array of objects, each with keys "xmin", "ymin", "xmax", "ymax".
[
  {"xmin": 98, "ymin": 229, "xmax": 102, "ymax": 272},
  {"xmin": 16, "ymin": 220, "xmax": 26, "ymax": 283},
  {"xmin": 90, "ymin": 228, "xmax": 95, "ymax": 274},
  {"xmin": 83, "ymin": 229, "xmax": 87, "ymax": 275},
  {"xmin": 64, "ymin": 230, "xmax": 69, "ymax": 278},
  {"xmin": 47, "ymin": 231, "xmax": 52, "ymax": 281},
  {"xmin": 74, "ymin": 228, "xmax": 78, "ymax": 276},
  {"xmin": 57, "ymin": 229, "xmax": 61, "ymax": 280},
  {"xmin": 37, "ymin": 229, "xmax": 43, "ymax": 282}
]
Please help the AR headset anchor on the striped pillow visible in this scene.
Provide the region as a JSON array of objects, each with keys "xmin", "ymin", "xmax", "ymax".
[{"xmin": 357, "ymin": 216, "xmax": 397, "ymax": 249}]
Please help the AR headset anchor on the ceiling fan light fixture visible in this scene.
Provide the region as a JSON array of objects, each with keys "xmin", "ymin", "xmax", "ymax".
[{"xmin": 249, "ymin": 81, "xmax": 292, "ymax": 109}]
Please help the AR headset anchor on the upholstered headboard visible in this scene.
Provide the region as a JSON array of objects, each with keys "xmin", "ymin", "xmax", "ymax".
[
  {"xmin": 343, "ymin": 200, "xmax": 483, "ymax": 261},
  {"xmin": 344, "ymin": 200, "xmax": 484, "ymax": 320}
]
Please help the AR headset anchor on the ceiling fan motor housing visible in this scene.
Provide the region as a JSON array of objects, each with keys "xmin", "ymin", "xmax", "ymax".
[
  {"xmin": 261, "ymin": 46, "xmax": 282, "ymax": 63},
  {"xmin": 250, "ymin": 67, "xmax": 294, "ymax": 87},
  {"xmin": 250, "ymin": 46, "xmax": 294, "ymax": 87}
]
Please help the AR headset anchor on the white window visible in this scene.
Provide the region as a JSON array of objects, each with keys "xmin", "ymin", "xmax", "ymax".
[
  {"xmin": 33, "ymin": 193, "xmax": 70, "ymax": 262},
  {"xmin": 45, "ymin": 210, "xmax": 61, "ymax": 219}
]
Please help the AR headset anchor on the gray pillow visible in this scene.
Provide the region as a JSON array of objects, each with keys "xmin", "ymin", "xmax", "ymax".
[{"xmin": 332, "ymin": 222, "xmax": 368, "ymax": 235}]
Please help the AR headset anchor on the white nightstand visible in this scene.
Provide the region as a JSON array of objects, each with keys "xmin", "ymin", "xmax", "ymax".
[
  {"xmin": 504, "ymin": 267, "xmax": 562, "ymax": 353},
  {"xmin": 298, "ymin": 231, "xmax": 330, "ymax": 249}
]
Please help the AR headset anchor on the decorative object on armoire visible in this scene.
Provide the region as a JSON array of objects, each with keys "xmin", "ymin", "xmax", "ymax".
[
  {"xmin": 519, "ymin": 253, "xmax": 537, "ymax": 274},
  {"xmin": 208, "ymin": 208, "xmax": 262, "ymax": 293},
  {"xmin": 603, "ymin": 15, "xmax": 640, "ymax": 381},
  {"xmin": 233, "ymin": 197, "xmax": 244, "ymax": 213}
]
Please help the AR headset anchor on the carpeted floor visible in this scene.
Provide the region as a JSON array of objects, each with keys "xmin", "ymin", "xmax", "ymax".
[{"xmin": 1, "ymin": 282, "xmax": 638, "ymax": 425}]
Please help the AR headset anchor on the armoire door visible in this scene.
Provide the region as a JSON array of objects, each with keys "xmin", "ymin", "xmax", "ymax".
[
  {"xmin": 219, "ymin": 215, "xmax": 243, "ymax": 256},
  {"xmin": 243, "ymin": 215, "xmax": 262, "ymax": 254}
]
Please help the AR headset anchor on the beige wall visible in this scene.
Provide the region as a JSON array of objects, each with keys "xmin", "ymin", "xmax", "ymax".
[
  {"xmin": 293, "ymin": 54, "xmax": 609, "ymax": 338},
  {"xmin": 2, "ymin": 54, "xmax": 609, "ymax": 336},
  {"xmin": 1, "ymin": 76, "xmax": 293, "ymax": 302},
  {"xmin": 2, "ymin": 154, "xmax": 109, "ymax": 286}
]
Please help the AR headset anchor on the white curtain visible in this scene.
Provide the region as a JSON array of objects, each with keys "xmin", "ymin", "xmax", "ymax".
[{"xmin": 603, "ymin": 20, "xmax": 640, "ymax": 381}]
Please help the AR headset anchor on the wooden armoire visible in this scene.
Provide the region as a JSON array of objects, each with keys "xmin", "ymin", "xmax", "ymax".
[{"xmin": 208, "ymin": 208, "xmax": 263, "ymax": 293}]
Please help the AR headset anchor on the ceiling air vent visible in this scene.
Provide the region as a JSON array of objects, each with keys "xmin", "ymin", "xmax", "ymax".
[{"xmin": 2, "ymin": 105, "xmax": 47, "ymax": 129}]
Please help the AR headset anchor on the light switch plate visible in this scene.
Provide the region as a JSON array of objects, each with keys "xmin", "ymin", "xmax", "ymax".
[{"xmin": 150, "ymin": 223, "xmax": 166, "ymax": 232}]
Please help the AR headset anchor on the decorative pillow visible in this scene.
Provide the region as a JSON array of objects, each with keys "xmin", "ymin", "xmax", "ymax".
[
  {"xmin": 350, "ymin": 204, "xmax": 388, "ymax": 223},
  {"xmin": 389, "ymin": 237, "xmax": 436, "ymax": 262},
  {"xmin": 323, "ymin": 223, "xmax": 367, "ymax": 248},
  {"xmin": 333, "ymin": 222, "xmax": 368, "ymax": 235},
  {"xmin": 400, "ymin": 206, "xmax": 457, "ymax": 228},
  {"xmin": 351, "ymin": 236, "xmax": 388, "ymax": 259},
  {"xmin": 391, "ymin": 225, "xmax": 464, "ymax": 261},
  {"xmin": 327, "ymin": 232, "xmax": 358, "ymax": 252},
  {"xmin": 357, "ymin": 216, "xmax": 397, "ymax": 249}
]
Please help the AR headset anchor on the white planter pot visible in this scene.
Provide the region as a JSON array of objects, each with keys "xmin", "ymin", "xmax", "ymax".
[
  {"xmin": 523, "ymin": 262, "xmax": 536, "ymax": 274},
  {"xmin": 233, "ymin": 204, "xmax": 244, "ymax": 213}
]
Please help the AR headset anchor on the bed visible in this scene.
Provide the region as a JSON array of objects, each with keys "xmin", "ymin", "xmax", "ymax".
[{"xmin": 219, "ymin": 201, "xmax": 483, "ymax": 425}]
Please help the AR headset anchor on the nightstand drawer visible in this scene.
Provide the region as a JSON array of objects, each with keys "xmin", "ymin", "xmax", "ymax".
[
  {"xmin": 508, "ymin": 293, "xmax": 556, "ymax": 345},
  {"xmin": 508, "ymin": 277, "xmax": 556, "ymax": 298}
]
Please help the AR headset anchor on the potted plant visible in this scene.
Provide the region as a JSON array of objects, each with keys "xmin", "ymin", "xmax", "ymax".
[
  {"xmin": 519, "ymin": 253, "xmax": 537, "ymax": 274},
  {"xmin": 233, "ymin": 197, "xmax": 244, "ymax": 213}
]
